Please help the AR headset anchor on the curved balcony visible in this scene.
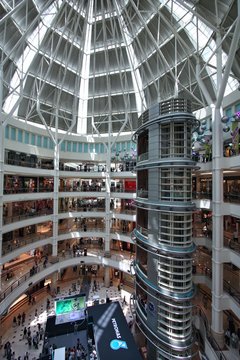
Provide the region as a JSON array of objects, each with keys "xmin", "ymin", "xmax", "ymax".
[
  {"xmin": 135, "ymin": 277, "xmax": 193, "ymax": 313},
  {"xmin": 134, "ymin": 226, "xmax": 195, "ymax": 252},
  {"xmin": 58, "ymin": 225, "xmax": 105, "ymax": 236},
  {"xmin": 2, "ymin": 221, "xmax": 135, "ymax": 261},
  {"xmin": 5, "ymin": 157, "xmax": 54, "ymax": 170},
  {"xmin": 193, "ymin": 191, "xmax": 240, "ymax": 205},
  {"xmin": 3, "ymin": 209, "xmax": 53, "ymax": 225},
  {"xmin": 3, "ymin": 187, "xmax": 53, "ymax": 195},
  {"xmin": 0, "ymin": 249, "xmax": 133, "ymax": 314},
  {"xmin": 192, "ymin": 256, "xmax": 240, "ymax": 306},
  {"xmin": 135, "ymin": 264, "xmax": 195, "ymax": 301},
  {"xmin": 135, "ymin": 306, "xmax": 195, "ymax": 356},
  {"xmin": 60, "ymin": 185, "xmax": 105, "ymax": 193},
  {"xmin": 58, "ymin": 207, "xmax": 105, "ymax": 214},
  {"xmin": 136, "ymin": 300, "xmax": 192, "ymax": 344},
  {"xmin": 135, "ymin": 196, "xmax": 196, "ymax": 212},
  {"xmin": 2, "ymin": 230, "xmax": 53, "ymax": 256},
  {"xmin": 192, "ymin": 306, "xmax": 229, "ymax": 360}
]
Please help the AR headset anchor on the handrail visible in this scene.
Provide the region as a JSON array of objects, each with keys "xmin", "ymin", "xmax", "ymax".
[
  {"xmin": 0, "ymin": 249, "xmax": 133, "ymax": 305},
  {"xmin": 58, "ymin": 226, "xmax": 105, "ymax": 235},
  {"xmin": 0, "ymin": 255, "xmax": 82, "ymax": 303},
  {"xmin": 3, "ymin": 209, "xmax": 53, "ymax": 225},
  {"xmin": 58, "ymin": 207, "xmax": 105, "ymax": 213},
  {"xmin": 2, "ymin": 231, "xmax": 53, "ymax": 255},
  {"xmin": 4, "ymin": 187, "xmax": 53, "ymax": 194},
  {"xmin": 193, "ymin": 306, "xmax": 227, "ymax": 360},
  {"xmin": 223, "ymin": 279, "xmax": 240, "ymax": 304},
  {"xmin": 2, "ymin": 224, "xmax": 134, "ymax": 258}
]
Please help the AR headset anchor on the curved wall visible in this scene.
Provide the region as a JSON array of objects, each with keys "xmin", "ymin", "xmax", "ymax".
[{"xmin": 134, "ymin": 99, "xmax": 198, "ymax": 360}]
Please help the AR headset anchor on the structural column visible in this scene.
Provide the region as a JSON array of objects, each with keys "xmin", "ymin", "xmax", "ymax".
[
  {"xmin": 104, "ymin": 266, "xmax": 110, "ymax": 288},
  {"xmin": 0, "ymin": 119, "xmax": 5, "ymax": 291},
  {"xmin": 52, "ymin": 117, "xmax": 60, "ymax": 258},
  {"xmin": 134, "ymin": 99, "xmax": 197, "ymax": 359},
  {"xmin": 211, "ymin": 105, "xmax": 224, "ymax": 346},
  {"xmin": 0, "ymin": 67, "xmax": 5, "ymax": 290},
  {"xmin": 104, "ymin": 117, "xmax": 112, "ymax": 258},
  {"xmin": 51, "ymin": 271, "xmax": 59, "ymax": 294}
]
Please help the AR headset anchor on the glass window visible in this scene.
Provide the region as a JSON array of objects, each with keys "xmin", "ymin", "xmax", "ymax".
[
  {"xmin": 235, "ymin": 102, "xmax": 240, "ymax": 112},
  {"xmin": 25, "ymin": 132, "xmax": 30, "ymax": 144},
  {"xmin": 60, "ymin": 141, "xmax": 66, "ymax": 151},
  {"xmin": 67, "ymin": 141, "xmax": 72, "ymax": 152},
  {"xmin": 95, "ymin": 143, "xmax": 99, "ymax": 153},
  {"xmin": 226, "ymin": 107, "xmax": 232, "ymax": 117},
  {"xmin": 72, "ymin": 142, "xmax": 77, "ymax": 152},
  {"xmin": 37, "ymin": 135, "xmax": 42, "ymax": 147},
  {"xmin": 18, "ymin": 129, "xmax": 23, "ymax": 142},
  {"xmin": 89, "ymin": 143, "xmax": 94, "ymax": 153},
  {"xmin": 100, "ymin": 143, "xmax": 104, "ymax": 153},
  {"xmin": 84, "ymin": 143, "xmax": 88, "ymax": 153},
  {"xmin": 31, "ymin": 133, "xmax": 35, "ymax": 145},
  {"xmin": 11, "ymin": 127, "xmax": 16, "ymax": 141},
  {"xmin": 43, "ymin": 136, "xmax": 48, "ymax": 148},
  {"xmin": 78, "ymin": 143, "xmax": 82, "ymax": 152},
  {"xmin": 5, "ymin": 125, "xmax": 9, "ymax": 139},
  {"xmin": 49, "ymin": 139, "xmax": 54, "ymax": 149}
]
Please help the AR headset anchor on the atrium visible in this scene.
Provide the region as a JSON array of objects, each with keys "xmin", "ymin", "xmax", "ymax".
[{"xmin": 0, "ymin": 0, "xmax": 240, "ymax": 359}]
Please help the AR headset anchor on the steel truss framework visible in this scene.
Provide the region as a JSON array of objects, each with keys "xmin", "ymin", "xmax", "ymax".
[{"xmin": 0, "ymin": 0, "xmax": 239, "ymax": 136}]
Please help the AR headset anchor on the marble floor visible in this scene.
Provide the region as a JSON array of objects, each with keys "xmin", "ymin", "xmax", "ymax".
[{"xmin": 0, "ymin": 276, "xmax": 134, "ymax": 360}]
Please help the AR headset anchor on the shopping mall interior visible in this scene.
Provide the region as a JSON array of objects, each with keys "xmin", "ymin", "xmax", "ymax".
[{"xmin": 0, "ymin": 1, "xmax": 240, "ymax": 359}]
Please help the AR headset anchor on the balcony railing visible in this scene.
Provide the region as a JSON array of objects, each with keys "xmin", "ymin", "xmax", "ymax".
[{"xmin": 3, "ymin": 209, "xmax": 53, "ymax": 225}]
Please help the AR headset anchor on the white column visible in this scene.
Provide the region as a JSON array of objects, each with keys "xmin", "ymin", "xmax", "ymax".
[
  {"xmin": 52, "ymin": 113, "xmax": 59, "ymax": 257},
  {"xmin": 0, "ymin": 121, "xmax": 5, "ymax": 290},
  {"xmin": 0, "ymin": 68, "xmax": 5, "ymax": 289},
  {"xmin": 51, "ymin": 271, "xmax": 58, "ymax": 295},
  {"xmin": 7, "ymin": 203, "xmax": 12, "ymax": 218},
  {"xmin": 211, "ymin": 105, "xmax": 224, "ymax": 347},
  {"xmin": 104, "ymin": 116, "xmax": 112, "ymax": 257},
  {"xmin": 210, "ymin": 28, "xmax": 225, "ymax": 347},
  {"xmin": 104, "ymin": 266, "xmax": 110, "ymax": 288}
]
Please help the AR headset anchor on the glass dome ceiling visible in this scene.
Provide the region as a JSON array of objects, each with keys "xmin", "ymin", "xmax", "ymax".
[{"xmin": 0, "ymin": 0, "xmax": 239, "ymax": 135}]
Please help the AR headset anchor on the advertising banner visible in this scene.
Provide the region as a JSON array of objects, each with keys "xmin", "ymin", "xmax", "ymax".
[{"xmin": 88, "ymin": 302, "xmax": 142, "ymax": 360}]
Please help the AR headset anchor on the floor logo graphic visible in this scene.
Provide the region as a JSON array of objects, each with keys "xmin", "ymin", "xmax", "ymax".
[{"xmin": 110, "ymin": 339, "xmax": 128, "ymax": 350}]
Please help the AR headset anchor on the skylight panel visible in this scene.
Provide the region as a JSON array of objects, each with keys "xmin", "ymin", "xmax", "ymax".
[
  {"xmin": 3, "ymin": 0, "xmax": 63, "ymax": 115},
  {"xmin": 165, "ymin": 1, "xmax": 238, "ymax": 96}
]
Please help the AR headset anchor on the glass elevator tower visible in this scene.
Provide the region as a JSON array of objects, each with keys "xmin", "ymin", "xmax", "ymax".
[{"xmin": 133, "ymin": 99, "xmax": 198, "ymax": 359}]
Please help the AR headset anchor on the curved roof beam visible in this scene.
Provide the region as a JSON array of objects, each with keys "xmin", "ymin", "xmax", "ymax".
[
  {"xmin": 114, "ymin": 0, "xmax": 147, "ymax": 116},
  {"xmin": 175, "ymin": 0, "xmax": 220, "ymax": 32},
  {"xmin": 77, "ymin": 0, "xmax": 94, "ymax": 134},
  {"xmin": 3, "ymin": 0, "xmax": 63, "ymax": 116}
]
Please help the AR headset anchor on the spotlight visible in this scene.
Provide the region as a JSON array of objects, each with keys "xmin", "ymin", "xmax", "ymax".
[
  {"xmin": 223, "ymin": 126, "xmax": 230, "ymax": 132},
  {"xmin": 221, "ymin": 115, "xmax": 229, "ymax": 123}
]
